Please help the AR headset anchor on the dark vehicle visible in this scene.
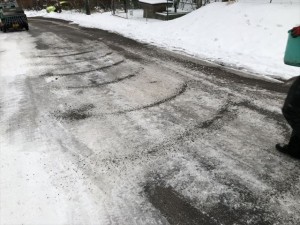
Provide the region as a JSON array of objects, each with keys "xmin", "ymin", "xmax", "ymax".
[{"xmin": 0, "ymin": 3, "xmax": 29, "ymax": 32}]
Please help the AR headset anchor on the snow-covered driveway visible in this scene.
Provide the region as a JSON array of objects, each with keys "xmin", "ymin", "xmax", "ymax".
[{"xmin": 1, "ymin": 19, "xmax": 300, "ymax": 225}]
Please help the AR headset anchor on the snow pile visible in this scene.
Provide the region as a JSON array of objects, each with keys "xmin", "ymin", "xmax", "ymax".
[
  {"xmin": 139, "ymin": 0, "xmax": 172, "ymax": 4},
  {"xmin": 26, "ymin": 0, "xmax": 300, "ymax": 79}
]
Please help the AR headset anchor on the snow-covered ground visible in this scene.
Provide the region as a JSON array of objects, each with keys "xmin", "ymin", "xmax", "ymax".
[
  {"xmin": 26, "ymin": 0, "xmax": 300, "ymax": 80},
  {"xmin": 2, "ymin": 2, "xmax": 300, "ymax": 224},
  {"xmin": 1, "ymin": 30, "xmax": 299, "ymax": 225}
]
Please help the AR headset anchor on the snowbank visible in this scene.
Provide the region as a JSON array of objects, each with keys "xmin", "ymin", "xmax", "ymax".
[{"xmin": 26, "ymin": 0, "xmax": 300, "ymax": 79}]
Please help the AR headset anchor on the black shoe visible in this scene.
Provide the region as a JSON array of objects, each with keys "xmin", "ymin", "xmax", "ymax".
[
  {"xmin": 275, "ymin": 143, "xmax": 289, "ymax": 152},
  {"xmin": 276, "ymin": 143, "xmax": 300, "ymax": 159}
]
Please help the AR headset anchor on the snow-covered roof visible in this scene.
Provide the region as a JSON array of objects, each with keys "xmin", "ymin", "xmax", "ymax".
[{"xmin": 139, "ymin": 0, "xmax": 173, "ymax": 4}]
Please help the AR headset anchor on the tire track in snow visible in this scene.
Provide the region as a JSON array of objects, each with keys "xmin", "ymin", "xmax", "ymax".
[
  {"xmin": 102, "ymin": 82, "xmax": 188, "ymax": 115},
  {"xmin": 33, "ymin": 52, "xmax": 113, "ymax": 66},
  {"xmin": 40, "ymin": 60, "xmax": 125, "ymax": 77},
  {"xmin": 38, "ymin": 50, "xmax": 94, "ymax": 58},
  {"xmin": 66, "ymin": 73, "xmax": 137, "ymax": 89}
]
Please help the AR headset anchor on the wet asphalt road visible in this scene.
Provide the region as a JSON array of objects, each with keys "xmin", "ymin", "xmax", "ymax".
[{"xmin": 1, "ymin": 17, "xmax": 300, "ymax": 224}]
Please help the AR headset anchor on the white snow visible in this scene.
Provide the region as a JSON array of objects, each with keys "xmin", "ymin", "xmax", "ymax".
[
  {"xmin": 26, "ymin": 0, "xmax": 300, "ymax": 80},
  {"xmin": 139, "ymin": 0, "xmax": 172, "ymax": 4}
]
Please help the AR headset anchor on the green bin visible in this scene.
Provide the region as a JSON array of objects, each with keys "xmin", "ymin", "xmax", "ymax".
[{"xmin": 284, "ymin": 30, "xmax": 300, "ymax": 67}]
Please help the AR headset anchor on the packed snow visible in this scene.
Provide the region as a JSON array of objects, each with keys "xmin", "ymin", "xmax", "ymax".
[
  {"xmin": 1, "ymin": 1, "xmax": 300, "ymax": 225},
  {"xmin": 26, "ymin": 0, "xmax": 300, "ymax": 80}
]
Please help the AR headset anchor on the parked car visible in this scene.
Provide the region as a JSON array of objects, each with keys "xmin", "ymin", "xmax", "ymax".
[
  {"xmin": 0, "ymin": 5, "xmax": 29, "ymax": 32},
  {"xmin": 46, "ymin": 1, "xmax": 72, "ymax": 13}
]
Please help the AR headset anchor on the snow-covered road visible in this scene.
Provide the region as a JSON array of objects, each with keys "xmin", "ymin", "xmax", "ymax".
[{"xmin": 1, "ymin": 19, "xmax": 300, "ymax": 225}]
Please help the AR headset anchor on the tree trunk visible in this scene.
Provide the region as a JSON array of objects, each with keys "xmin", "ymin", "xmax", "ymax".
[{"xmin": 196, "ymin": 0, "xmax": 202, "ymax": 9}]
